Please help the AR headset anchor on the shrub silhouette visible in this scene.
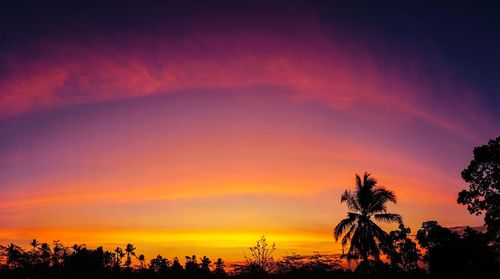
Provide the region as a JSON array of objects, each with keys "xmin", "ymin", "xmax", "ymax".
[
  {"xmin": 416, "ymin": 220, "xmax": 499, "ymax": 278},
  {"xmin": 388, "ymin": 224, "xmax": 421, "ymax": 272}
]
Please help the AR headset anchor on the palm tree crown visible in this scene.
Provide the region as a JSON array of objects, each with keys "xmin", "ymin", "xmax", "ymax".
[
  {"xmin": 125, "ymin": 243, "xmax": 136, "ymax": 268},
  {"xmin": 30, "ymin": 239, "xmax": 40, "ymax": 251},
  {"xmin": 333, "ymin": 172, "xmax": 402, "ymax": 262}
]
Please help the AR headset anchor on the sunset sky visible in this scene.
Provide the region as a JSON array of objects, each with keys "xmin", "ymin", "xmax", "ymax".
[{"xmin": 1, "ymin": 1, "xmax": 499, "ymax": 262}]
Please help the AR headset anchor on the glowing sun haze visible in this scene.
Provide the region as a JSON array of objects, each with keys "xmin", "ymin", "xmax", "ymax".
[{"xmin": 1, "ymin": 1, "xmax": 499, "ymax": 261}]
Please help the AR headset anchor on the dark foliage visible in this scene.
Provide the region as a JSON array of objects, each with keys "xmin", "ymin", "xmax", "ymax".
[
  {"xmin": 416, "ymin": 221, "xmax": 499, "ymax": 278},
  {"xmin": 457, "ymin": 136, "xmax": 500, "ymax": 247},
  {"xmin": 4, "ymin": 222, "xmax": 496, "ymax": 279},
  {"xmin": 388, "ymin": 224, "xmax": 421, "ymax": 273},
  {"xmin": 0, "ymin": 238, "xmax": 424, "ymax": 279}
]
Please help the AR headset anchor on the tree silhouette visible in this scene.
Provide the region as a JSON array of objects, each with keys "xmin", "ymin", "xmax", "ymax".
[
  {"xmin": 124, "ymin": 243, "xmax": 136, "ymax": 269},
  {"xmin": 39, "ymin": 243, "xmax": 51, "ymax": 266},
  {"xmin": 214, "ymin": 258, "xmax": 226, "ymax": 276},
  {"xmin": 274, "ymin": 253, "xmax": 342, "ymax": 278},
  {"xmin": 29, "ymin": 239, "xmax": 41, "ymax": 266},
  {"xmin": 0, "ymin": 243, "xmax": 23, "ymax": 268},
  {"xmin": 170, "ymin": 257, "xmax": 184, "ymax": 276},
  {"xmin": 150, "ymin": 254, "xmax": 170, "ymax": 274},
  {"xmin": 200, "ymin": 256, "xmax": 212, "ymax": 274},
  {"xmin": 0, "ymin": 232, "xmax": 496, "ymax": 278},
  {"xmin": 457, "ymin": 136, "xmax": 500, "ymax": 248},
  {"xmin": 333, "ymin": 172, "xmax": 402, "ymax": 264},
  {"xmin": 72, "ymin": 244, "xmax": 86, "ymax": 254},
  {"xmin": 102, "ymin": 250, "xmax": 115, "ymax": 270},
  {"xmin": 248, "ymin": 236, "xmax": 275, "ymax": 272},
  {"xmin": 137, "ymin": 254, "xmax": 146, "ymax": 269},
  {"xmin": 52, "ymin": 240, "xmax": 68, "ymax": 268},
  {"xmin": 185, "ymin": 255, "xmax": 199, "ymax": 276},
  {"xmin": 114, "ymin": 247, "xmax": 125, "ymax": 268},
  {"xmin": 276, "ymin": 254, "xmax": 305, "ymax": 273},
  {"xmin": 305, "ymin": 253, "xmax": 342, "ymax": 273},
  {"xmin": 388, "ymin": 224, "xmax": 420, "ymax": 272},
  {"xmin": 30, "ymin": 239, "xmax": 40, "ymax": 252},
  {"xmin": 416, "ymin": 220, "xmax": 499, "ymax": 277},
  {"xmin": 63, "ymin": 245, "xmax": 107, "ymax": 278}
]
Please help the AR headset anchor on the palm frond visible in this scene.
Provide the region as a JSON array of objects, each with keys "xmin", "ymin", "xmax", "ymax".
[
  {"xmin": 341, "ymin": 190, "xmax": 362, "ymax": 212},
  {"xmin": 368, "ymin": 203, "xmax": 387, "ymax": 214},
  {"xmin": 333, "ymin": 213, "xmax": 359, "ymax": 240},
  {"xmin": 366, "ymin": 187, "xmax": 397, "ymax": 213},
  {"xmin": 341, "ymin": 222, "xmax": 358, "ymax": 250},
  {"xmin": 364, "ymin": 229, "xmax": 380, "ymax": 259},
  {"xmin": 374, "ymin": 213, "xmax": 402, "ymax": 224},
  {"xmin": 340, "ymin": 190, "xmax": 351, "ymax": 203},
  {"xmin": 369, "ymin": 220, "xmax": 394, "ymax": 254},
  {"xmin": 347, "ymin": 228, "xmax": 361, "ymax": 256},
  {"xmin": 373, "ymin": 187, "xmax": 397, "ymax": 203},
  {"xmin": 362, "ymin": 172, "xmax": 377, "ymax": 190},
  {"xmin": 355, "ymin": 174, "xmax": 363, "ymax": 190}
]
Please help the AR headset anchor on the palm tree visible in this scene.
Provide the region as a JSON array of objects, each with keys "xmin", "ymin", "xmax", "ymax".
[
  {"xmin": 124, "ymin": 243, "xmax": 136, "ymax": 268},
  {"xmin": 200, "ymin": 256, "xmax": 212, "ymax": 273},
  {"xmin": 214, "ymin": 258, "xmax": 226, "ymax": 275},
  {"xmin": 30, "ymin": 239, "xmax": 41, "ymax": 265},
  {"xmin": 114, "ymin": 247, "xmax": 125, "ymax": 268},
  {"xmin": 30, "ymin": 239, "xmax": 40, "ymax": 252},
  {"xmin": 71, "ymin": 244, "xmax": 85, "ymax": 254},
  {"xmin": 1, "ymin": 243, "xmax": 23, "ymax": 268},
  {"xmin": 333, "ymin": 172, "xmax": 402, "ymax": 263},
  {"xmin": 138, "ymin": 254, "xmax": 146, "ymax": 269},
  {"xmin": 39, "ymin": 243, "xmax": 52, "ymax": 265},
  {"xmin": 150, "ymin": 255, "xmax": 169, "ymax": 273},
  {"xmin": 52, "ymin": 240, "xmax": 67, "ymax": 267}
]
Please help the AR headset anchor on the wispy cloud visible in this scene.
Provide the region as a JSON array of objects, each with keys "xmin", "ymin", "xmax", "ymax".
[{"xmin": 1, "ymin": 27, "xmax": 496, "ymax": 142}]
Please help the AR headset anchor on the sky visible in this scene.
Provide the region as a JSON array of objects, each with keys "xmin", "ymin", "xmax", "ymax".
[{"xmin": 1, "ymin": 1, "xmax": 499, "ymax": 262}]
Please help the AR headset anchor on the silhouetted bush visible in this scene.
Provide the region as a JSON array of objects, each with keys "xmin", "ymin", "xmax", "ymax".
[{"xmin": 417, "ymin": 221, "xmax": 499, "ymax": 278}]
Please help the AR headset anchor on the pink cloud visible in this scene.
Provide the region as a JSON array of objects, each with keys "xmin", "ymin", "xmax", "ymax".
[{"xmin": 0, "ymin": 30, "xmax": 494, "ymax": 142}]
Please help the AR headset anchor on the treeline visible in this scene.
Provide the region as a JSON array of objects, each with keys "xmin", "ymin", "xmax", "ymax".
[{"xmin": 0, "ymin": 222, "xmax": 498, "ymax": 279}]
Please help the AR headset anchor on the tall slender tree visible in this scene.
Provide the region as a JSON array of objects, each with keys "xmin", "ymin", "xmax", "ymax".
[
  {"xmin": 124, "ymin": 244, "xmax": 136, "ymax": 268},
  {"xmin": 114, "ymin": 247, "xmax": 125, "ymax": 268},
  {"xmin": 29, "ymin": 239, "xmax": 41, "ymax": 265},
  {"xmin": 214, "ymin": 258, "xmax": 226, "ymax": 276},
  {"xmin": 39, "ymin": 243, "xmax": 51, "ymax": 266},
  {"xmin": 200, "ymin": 256, "xmax": 212, "ymax": 273},
  {"xmin": 1, "ymin": 243, "xmax": 23, "ymax": 268},
  {"xmin": 333, "ymin": 172, "xmax": 402, "ymax": 263},
  {"xmin": 52, "ymin": 240, "xmax": 67, "ymax": 268},
  {"xmin": 30, "ymin": 239, "xmax": 40, "ymax": 252}
]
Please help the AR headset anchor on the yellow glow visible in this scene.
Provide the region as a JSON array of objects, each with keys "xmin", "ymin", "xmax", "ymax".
[{"xmin": 0, "ymin": 227, "xmax": 339, "ymax": 262}]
